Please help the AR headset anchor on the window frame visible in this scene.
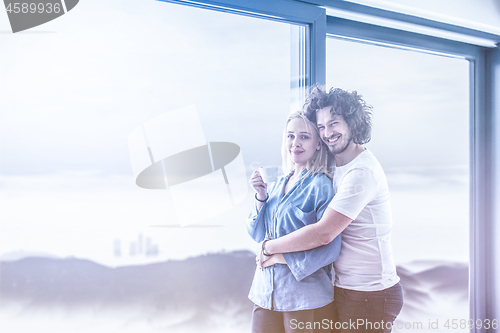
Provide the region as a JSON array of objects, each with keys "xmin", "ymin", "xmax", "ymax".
[
  {"xmin": 322, "ymin": 10, "xmax": 499, "ymax": 332},
  {"xmin": 157, "ymin": 0, "xmax": 327, "ymax": 85}
]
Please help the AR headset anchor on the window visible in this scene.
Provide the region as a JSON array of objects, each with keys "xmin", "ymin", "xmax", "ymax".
[
  {"xmin": 327, "ymin": 35, "xmax": 470, "ymax": 325},
  {"xmin": 0, "ymin": 1, "xmax": 326, "ymax": 332},
  {"xmin": 324, "ymin": 6, "xmax": 498, "ymax": 330}
]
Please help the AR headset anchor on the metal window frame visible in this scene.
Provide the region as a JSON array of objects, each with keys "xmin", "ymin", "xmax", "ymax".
[
  {"xmin": 297, "ymin": 0, "xmax": 500, "ymax": 47},
  {"xmin": 156, "ymin": 0, "xmax": 326, "ymax": 86}
]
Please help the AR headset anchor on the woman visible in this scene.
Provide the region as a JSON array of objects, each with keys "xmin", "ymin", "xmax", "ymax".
[{"xmin": 247, "ymin": 111, "xmax": 342, "ymax": 333}]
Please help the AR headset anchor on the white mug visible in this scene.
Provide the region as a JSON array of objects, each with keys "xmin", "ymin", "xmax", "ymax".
[{"xmin": 259, "ymin": 166, "xmax": 280, "ymax": 184}]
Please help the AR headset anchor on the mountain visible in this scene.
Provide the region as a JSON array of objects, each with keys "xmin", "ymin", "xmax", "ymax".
[
  {"xmin": 396, "ymin": 260, "xmax": 468, "ymax": 319},
  {"xmin": 0, "ymin": 252, "xmax": 469, "ymax": 332},
  {"xmin": 0, "ymin": 251, "xmax": 256, "ymax": 314},
  {"xmin": 0, "ymin": 251, "xmax": 59, "ymax": 262}
]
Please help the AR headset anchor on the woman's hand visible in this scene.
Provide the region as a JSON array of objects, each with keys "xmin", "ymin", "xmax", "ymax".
[
  {"xmin": 256, "ymin": 246, "xmax": 272, "ymax": 269},
  {"xmin": 256, "ymin": 250, "xmax": 271, "ymax": 269},
  {"xmin": 249, "ymin": 170, "xmax": 267, "ymax": 200},
  {"xmin": 257, "ymin": 253, "xmax": 286, "ymax": 269},
  {"xmin": 254, "ymin": 241, "xmax": 272, "ymax": 269}
]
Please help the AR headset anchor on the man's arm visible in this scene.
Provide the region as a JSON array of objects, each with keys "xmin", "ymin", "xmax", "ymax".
[
  {"xmin": 264, "ymin": 207, "xmax": 352, "ymax": 255},
  {"xmin": 265, "ymin": 166, "xmax": 378, "ymax": 255}
]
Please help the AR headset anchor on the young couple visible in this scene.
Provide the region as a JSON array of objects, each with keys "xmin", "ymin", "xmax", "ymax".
[{"xmin": 247, "ymin": 86, "xmax": 403, "ymax": 333}]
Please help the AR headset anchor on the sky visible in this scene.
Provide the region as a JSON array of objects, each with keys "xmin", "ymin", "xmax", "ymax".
[
  {"xmin": 0, "ymin": 0, "xmax": 291, "ymax": 266},
  {"xmin": 0, "ymin": 0, "xmax": 475, "ymax": 266}
]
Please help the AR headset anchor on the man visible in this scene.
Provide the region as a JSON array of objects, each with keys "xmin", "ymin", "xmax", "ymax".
[{"xmin": 261, "ymin": 86, "xmax": 403, "ymax": 333}]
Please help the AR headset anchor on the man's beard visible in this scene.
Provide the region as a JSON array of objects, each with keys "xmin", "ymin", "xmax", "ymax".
[{"xmin": 328, "ymin": 133, "xmax": 352, "ymax": 155}]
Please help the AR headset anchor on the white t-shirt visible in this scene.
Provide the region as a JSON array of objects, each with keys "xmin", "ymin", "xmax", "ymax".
[{"xmin": 329, "ymin": 149, "xmax": 400, "ymax": 291}]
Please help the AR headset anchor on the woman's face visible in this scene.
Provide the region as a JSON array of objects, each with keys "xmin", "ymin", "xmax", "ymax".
[{"xmin": 286, "ymin": 117, "xmax": 321, "ymax": 168}]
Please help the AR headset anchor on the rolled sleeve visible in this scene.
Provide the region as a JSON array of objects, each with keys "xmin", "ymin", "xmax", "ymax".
[
  {"xmin": 283, "ymin": 234, "xmax": 341, "ymax": 281},
  {"xmin": 246, "ymin": 201, "xmax": 269, "ymax": 243}
]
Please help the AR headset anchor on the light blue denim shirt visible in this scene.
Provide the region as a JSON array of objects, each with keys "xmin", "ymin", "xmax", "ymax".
[{"xmin": 247, "ymin": 170, "xmax": 342, "ymax": 311}]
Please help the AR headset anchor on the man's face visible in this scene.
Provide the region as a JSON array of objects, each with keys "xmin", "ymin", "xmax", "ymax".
[{"xmin": 316, "ymin": 106, "xmax": 352, "ymax": 155}]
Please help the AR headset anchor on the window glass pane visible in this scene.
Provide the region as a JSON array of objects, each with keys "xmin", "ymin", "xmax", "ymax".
[
  {"xmin": 0, "ymin": 2, "xmax": 301, "ymax": 332},
  {"xmin": 0, "ymin": 3, "xmax": 293, "ymax": 261},
  {"xmin": 327, "ymin": 38, "xmax": 469, "ymax": 328}
]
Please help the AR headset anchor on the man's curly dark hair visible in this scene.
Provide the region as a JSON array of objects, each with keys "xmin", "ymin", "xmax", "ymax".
[{"xmin": 303, "ymin": 84, "xmax": 373, "ymax": 145}]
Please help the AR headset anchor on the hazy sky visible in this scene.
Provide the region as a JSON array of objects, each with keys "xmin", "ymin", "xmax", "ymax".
[
  {"xmin": 326, "ymin": 38, "xmax": 470, "ymax": 171},
  {"xmin": 0, "ymin": 0, "xmax": 472, "ymax": 266},
  {"xmin": 0, "ymin": 0, "xmax": 291, "ymax": 265}
]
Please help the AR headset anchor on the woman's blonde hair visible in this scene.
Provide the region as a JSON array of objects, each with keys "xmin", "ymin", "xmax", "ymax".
[{"xmin": 281, "ymin": 110, "xmax": 331, "ymax": 181}]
